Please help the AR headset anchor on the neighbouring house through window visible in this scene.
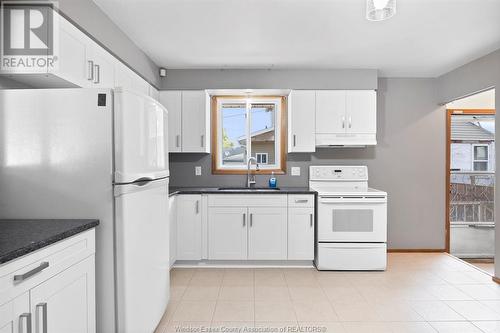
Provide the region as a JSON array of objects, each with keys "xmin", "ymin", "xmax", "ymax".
[
  {"xmin": 256, "ymin": 153, "xmax": 268, "ymax": 164},
  {"xmin": 473, "ymin": 144, "xmax": 489, "ymax": 171},
  {"xmin": 212, "ymin": 96, "xmax": 286, "ymax": 174}
]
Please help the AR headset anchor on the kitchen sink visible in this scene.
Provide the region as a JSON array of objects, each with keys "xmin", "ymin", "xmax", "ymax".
[{"xmin": 217, "ymin": 187, "xmax": 281, "ymax": 192}]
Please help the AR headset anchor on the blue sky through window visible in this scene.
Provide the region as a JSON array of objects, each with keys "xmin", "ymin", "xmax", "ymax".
[{"xmin": 222, "ymin": 105, "xmax": 275, "ymax": 145}]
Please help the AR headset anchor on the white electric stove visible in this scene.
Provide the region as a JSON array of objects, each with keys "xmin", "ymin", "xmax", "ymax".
[{"xmin": 309, "ymin": 166, "xmax": 388, "ymax": 270}]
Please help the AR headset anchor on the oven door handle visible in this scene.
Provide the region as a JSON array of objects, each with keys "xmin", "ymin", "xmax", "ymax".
[{"xmin": 319, "ymin": 197, "xmax": 387, "ymax": 204}]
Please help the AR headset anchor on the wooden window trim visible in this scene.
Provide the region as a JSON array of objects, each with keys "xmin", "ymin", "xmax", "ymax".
[{"xmin": 211, "ymin": 95, "xmax": 287, "ymax": 175}]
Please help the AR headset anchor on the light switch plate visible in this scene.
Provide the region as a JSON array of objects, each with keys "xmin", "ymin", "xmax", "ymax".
[
  {"xmin": 195, "ymin": 166, "xmax": 202, "ymax": 176},
  {"xmin": 291, "ymin": 167, "xmax": 301, "ymax": 176}
]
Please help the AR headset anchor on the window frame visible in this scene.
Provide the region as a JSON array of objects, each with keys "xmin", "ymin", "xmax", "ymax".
[
  {"xmin": 472, "ymin": 143, "xmax": 489, "ymax": 171},
  {"xmin": 211, "ymin": 95, "xmax": 287, "ymax": 175}
]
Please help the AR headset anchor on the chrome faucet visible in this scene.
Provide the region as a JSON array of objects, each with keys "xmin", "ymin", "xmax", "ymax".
[{"xmin": 247, "ymin": 157, "xmax": 259, "ymax": 188}]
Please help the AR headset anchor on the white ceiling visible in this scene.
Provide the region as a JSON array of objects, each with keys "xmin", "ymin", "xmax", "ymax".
[{"xmin": 93, "ymin": 0, "xmax": 500, "ymax": 77}]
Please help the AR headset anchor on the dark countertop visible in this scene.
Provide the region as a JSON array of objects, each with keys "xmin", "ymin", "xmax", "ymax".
[
  {"xmin": 0, "ymin": 219, "xmax": 99, "ymax": 265},
  {"xmin": 169, "ymin": 187, "xmax": 316, "ymax": 196}
]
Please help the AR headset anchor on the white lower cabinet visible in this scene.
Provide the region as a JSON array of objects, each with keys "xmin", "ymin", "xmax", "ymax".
[
  {"xmin": 0, "ymin": 230, "xmax": 96, "ymax": 333},
  {"xmin": 208, "ymin": 207, "xmax": 248, "ymax": 260},
  {"xmin": 288, "ymin": 207, "xmax": 315, "ymax": 260},
  {"xmin": 0, "ymin": 292, "xmax": 29, "ymax": 333},
  {"xmin": 207, "ymin": 195, "xmax": 289, "ymax": 261},
  {"xmin": 175, "ymin": 193, "xmax": 314, "ymax": 264},
  {"xmin": 176, "ymin": 195, "xmax": 202, "ymax": 260},
  {"xmin": 29, "ymin": 256, "xmax": 95, "ymax": 333},
  {"xmin": 207, "ymin": 205, "xmax": 287, "ymax": 261},
  {"xmin": 248, "ymin": 207, "xmax": 287, "ymax": 260},
  {"xmin": 169, "ymin": 195, "xmax": 177, "ymax": 267}
]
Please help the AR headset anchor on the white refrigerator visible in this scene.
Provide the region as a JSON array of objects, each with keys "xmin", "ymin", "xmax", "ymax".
[{"xmin": 0, "ymin": 88, "xmax": 170, "ymax": 333}]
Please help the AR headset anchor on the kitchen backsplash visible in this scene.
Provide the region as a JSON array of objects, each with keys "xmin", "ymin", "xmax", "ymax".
[{"xmin": 169, "ymin": 148, "xmax": 377, "ymax": 188}]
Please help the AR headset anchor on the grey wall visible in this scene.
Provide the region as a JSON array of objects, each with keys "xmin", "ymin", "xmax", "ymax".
[
  {"xmin": 57, "ymin": 0, "xmax": 160, "ymax": 87},
  {"xmin": 436, "ymin": 49, "xmax": 500, "ymax": 104},
  {"xmin": 161, "ymin": 69, "xmax": 377, "ymax": 90},
  {"xmin": 170, "ymin": 78, "xmax": 446, "ymax": 250},
  {"xmin": 436, "ymin": 49, "xmax": 500, "ymax": 277}
]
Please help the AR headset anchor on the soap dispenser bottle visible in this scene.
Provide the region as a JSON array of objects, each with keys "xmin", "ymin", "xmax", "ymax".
[{"xmin": 269, "ymin": 172, "xmax": 277, "ymax": 188}]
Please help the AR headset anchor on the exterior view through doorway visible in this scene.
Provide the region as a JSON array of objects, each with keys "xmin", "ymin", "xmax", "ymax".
[{"xmin": 446, "ymin": 89, "xmax": 496, "ymax": 275}]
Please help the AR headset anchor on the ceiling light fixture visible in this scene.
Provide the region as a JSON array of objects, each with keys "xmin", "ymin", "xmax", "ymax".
[{"xmin": 366, "ymin": 0, "xmax": 396, "ymax": 21}]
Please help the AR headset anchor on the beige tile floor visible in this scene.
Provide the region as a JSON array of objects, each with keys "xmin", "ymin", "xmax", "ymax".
[
  {"xmin": 155, "ymin": 253, "xmax": 500, "ymax": 333},
  {"xmin": 465, "ymin": 261, "xmax": 495, "ymax": 276}
]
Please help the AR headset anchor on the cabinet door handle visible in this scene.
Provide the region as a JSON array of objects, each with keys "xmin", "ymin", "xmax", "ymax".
[
  {"xmin": 342, "ymin": 116, "xmax": 345, "ymax": 129},
  {"xmin": 87, "ymin": 60, "xmax": 94, "ymax": 81},
  {"xmin": 36, "ymin": 303, "xmax": 47, "ymax": 333},
  {"xmin": 201, "ymin": 135, "xmax": 204, "ymax": 147},
  {"xmin": 242, "ymin": 213, "xmax": 246, "ymax": 227},
  {"xmin": 14, "ymin": 262, "xmax": 49, "ymax": 281},
  {"xmin": 19, "ymin": 313, "xmax": 32, "ymax": 333},
  {"xmin": 348, "ymin": 116, "xmax": 352, "ymax": 128},
  {"xmin": 195, "ymin": 200, "xmax": 199, "ymax": 214},
  {"xmin": 176, "ymin": 135, "xmax": 180, "ymax": 148},
  {"xmin": 250, "ymin": 213, "xmax": 253, "ymax": 227},
  {"xmin": 293, "ymin": 134, "xmax": 296, "ymax": 147},
  {"xmin": 295, "ymin": 199, "xmax": 308, "ymax": 203},
  {"xmin": 310, "ymin": 214, "xmax": 313, "ymax": 227},
  {"xmin": 93, "ymin": 64, "xmax": 100, "ymax": 84}
]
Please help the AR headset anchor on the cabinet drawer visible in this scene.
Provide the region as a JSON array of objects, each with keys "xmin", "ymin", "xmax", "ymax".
[
  {"xmin": 288, "ymin": 195, "xmax": 314, "ymax": 208},
  {"xmin": 0, "ymin": 229, "xmax": 95, "ymax": 305},
  {"xmin": 208, "ymin": 194, "xmax": 287, "ymax": 207}
]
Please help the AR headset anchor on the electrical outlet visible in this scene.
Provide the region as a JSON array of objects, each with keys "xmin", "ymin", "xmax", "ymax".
[
  {"xmin": 195, "ymin": 166, "xmax": 202, "ymax": 176},
  {"xmin": 291, "ymin": 167, "xmax": 301, "ymax": 176}
]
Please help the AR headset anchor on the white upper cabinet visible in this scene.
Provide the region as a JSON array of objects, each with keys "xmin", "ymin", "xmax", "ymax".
[
  {"xmin": 289, "ymin": 90, "xmax": 316, "ymax": 153},
  {"xmin": 149, "ymin": 85, "xmax": 160, "ymax": 101},
  {"xmin": 289, "ymin": 89, "xmax": 377, "ymax": 149},
  {"xmin": 113, "ymin": 62, "xmax": 151, "ymax": 96},
  {"xmin": 159, "ymin": 91, "xmax": 210, "ymax": 153},
  {"xmin": 346, "ymin": 90, "xmax": 377, "ymax": 134},
  {"xmin": 315, "ymin": 90, "xmax": 377, "ymax": 146},
  {"xmin": 114, "ymin": 62, "xmax": 134, "ymax": 90},
  {"xmin": 53, "ymin": 16, "xmax": 89, "ymax": 87},
  {"xmin": 130, "ymin": 75, "xmax": 150, "ymax": 96},
  {"xmin": 1, "ymin": 9, "xmax": 156, "ymax": 95},
  {"xmin": 315, "ymin": 90, "xmax": 346, "ymax": 135},
  {"xmin": 182, "ymin": 91, "xmax": 210, "ymax": 153},
  {"xmin": 86, "ymin": 43, "xmax": 114, "ymax": 88},
  {"xmin": 160, "ymin": 91, "xmax": 182, "ymax": 153}
]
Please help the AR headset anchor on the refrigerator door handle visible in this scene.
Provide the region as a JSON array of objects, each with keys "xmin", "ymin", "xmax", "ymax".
[
  {"xmin": 132, "ymin": 177, "xmax": 155, "ymax": 186},
  {"xmin": 114, "ymin": 178, "xmax": 169, "ymax": 197}
]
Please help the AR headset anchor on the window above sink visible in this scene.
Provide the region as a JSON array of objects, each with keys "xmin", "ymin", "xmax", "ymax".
[{"xmin": 211, "ymin": 95, "xmax": 287, "ymax": 175}]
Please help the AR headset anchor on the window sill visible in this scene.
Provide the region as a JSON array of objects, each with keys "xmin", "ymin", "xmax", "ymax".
[{"xmin": 212, "ymin": 168, "xmax": 286, "ymax": 175}]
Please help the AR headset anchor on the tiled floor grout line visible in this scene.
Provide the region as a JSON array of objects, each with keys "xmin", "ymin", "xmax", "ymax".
[
  {"xmin": 282, "ymin": 269, "xmax": 299, "ymax": 324},
  {"xmin": 166, "ymin": 268, "xmax": 195, "ymax": 326},
  {"xmin": 209, "ymin": 269, "xmax": 223, "ymax": 325},
  {"xmin": 252, "ymin": 269, "xmax": 256, "ymax": 326},
  {"xmin": 314, "ymin": 271, "xmax": 344, "ymax": 323}
]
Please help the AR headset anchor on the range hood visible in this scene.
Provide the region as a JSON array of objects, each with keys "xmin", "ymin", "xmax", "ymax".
[{"xmin": 316, "ymin": 133, "xmax": 377, "ymax": 147}]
